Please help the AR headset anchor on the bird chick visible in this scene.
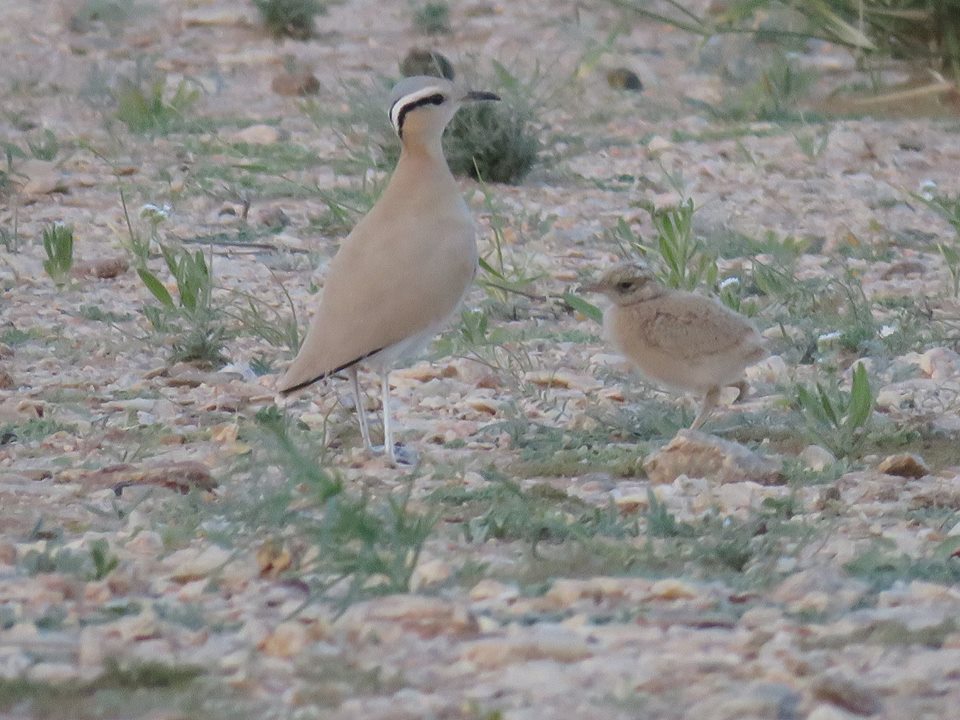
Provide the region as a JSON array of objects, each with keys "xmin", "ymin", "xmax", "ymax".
[{"xmin": 583, "ymin": 261, "xmax": 767, "ymax": 429}]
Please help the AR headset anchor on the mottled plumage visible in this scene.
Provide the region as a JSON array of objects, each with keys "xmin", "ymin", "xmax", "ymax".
[{"xmin": 584, "ymin": 262, "xmax": 767, "ymax": 428}]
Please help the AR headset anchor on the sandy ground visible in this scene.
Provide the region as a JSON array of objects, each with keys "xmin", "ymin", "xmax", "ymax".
[{"xmin": 2, "ymin": 1, "xmax": 960, "ymax": 718}]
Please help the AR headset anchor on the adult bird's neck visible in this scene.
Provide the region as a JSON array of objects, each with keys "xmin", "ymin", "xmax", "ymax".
[
  {"xmin": 390, "ymin": 138, "xmax": 458, "ymax": 197},
  {"xmin": 398, "ymin": 133, "xmax": 450, "ymax": 167}
]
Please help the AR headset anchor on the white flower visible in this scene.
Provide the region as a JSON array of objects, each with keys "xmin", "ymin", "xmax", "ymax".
[
  {"xmin": 919, "ymin": 179, "xmax": 937, "ymax": 201},
  {"xmin": 879, "ymin": 324, "xmax": 897, "ymax": 338},
  {"xmin": 817, "ymin": 331, "xmax": 842, "ymax": 343},
  {"xmin": 140, "ymin": 203, "xmax": 171, "ymax": 221},
  {"xmin": 719, "ymin": 276, "xmax": 740, "ymax": 290}
]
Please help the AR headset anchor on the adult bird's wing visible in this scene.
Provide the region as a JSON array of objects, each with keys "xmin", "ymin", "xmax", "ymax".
[{"xmin": 276, "ymin": 208, "xmax": 475, "ymax": 394}]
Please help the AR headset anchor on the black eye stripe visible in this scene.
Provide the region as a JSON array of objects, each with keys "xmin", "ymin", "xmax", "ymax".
[{"xmin": 393, "ymin": 93, "xmax": 446, "ymax": 138}]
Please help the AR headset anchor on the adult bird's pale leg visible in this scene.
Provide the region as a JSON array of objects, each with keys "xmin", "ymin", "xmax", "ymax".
[
  {"xmin": 379, "ymin": 369, "xmax": 418, "ymax": 466},
  {"xmin": 348, "ymin": 366, "xmax": 373, "ymax": 452},
  {"xmin": 380, "ymin": 368, "xmax": 395, "ymax": 463},
  {"xmin": 691, "ymin": 386, "xmax": 721, "ymax": 430}
]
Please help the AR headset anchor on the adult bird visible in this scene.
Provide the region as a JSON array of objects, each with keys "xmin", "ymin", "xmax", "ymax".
[{"xmin": 276, "ymin": 76, "xmax": 499, "ymax": 464}]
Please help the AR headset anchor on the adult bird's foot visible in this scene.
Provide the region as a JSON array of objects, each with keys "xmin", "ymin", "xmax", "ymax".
[
  {"xmin": 390, "ymin": 442, "xmax": 419, "ymax": 467},
  {"xmin": 371, "ymin": 442, "xmax": 420, "ymax": 467}
]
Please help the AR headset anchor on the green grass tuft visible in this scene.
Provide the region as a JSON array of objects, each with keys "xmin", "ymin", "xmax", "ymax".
[
  {"xmin": 254, "ymin": 0, "xmax": 325, "ymax": 40},
  {"xmin": 41, "ymin": 223, "xmax": 75, "ymax": 287},
  {"xmin": 412, "ymin": 1, "xmax": 451, "ymax": 35}
]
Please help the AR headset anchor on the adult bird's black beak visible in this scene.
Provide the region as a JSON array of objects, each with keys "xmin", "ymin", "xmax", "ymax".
[{"xmin": 464, "ymin": 90, "xmax": 501, "ymax": 102}]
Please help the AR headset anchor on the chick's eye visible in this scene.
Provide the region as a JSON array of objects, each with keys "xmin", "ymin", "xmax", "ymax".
[{"xmin": 617, "ymin": 280, "xmax": 634, "ymax": 291}]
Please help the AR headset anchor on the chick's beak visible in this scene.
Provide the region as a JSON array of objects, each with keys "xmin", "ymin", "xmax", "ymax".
[
  {"xmin": 579, "ymin": 281, "xmax": 603, "ymax": 294},
  {"xmin": 464, "ymin": 90, "xmax": 500, "ymax": 102}
]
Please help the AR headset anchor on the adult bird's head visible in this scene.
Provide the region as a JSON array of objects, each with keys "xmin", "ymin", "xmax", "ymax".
[{"xmin": 388, "ymin": 76, "xmax": 499, "ymax": 147}]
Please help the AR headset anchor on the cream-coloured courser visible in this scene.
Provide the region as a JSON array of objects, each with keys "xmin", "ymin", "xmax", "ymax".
[
  {"xmin": 277, "ymin": 76, "xmax": 499, "ymax": 464},
  {"xmin": 584, "ymin": 262, "xmax": 767, "ymax": 429}
]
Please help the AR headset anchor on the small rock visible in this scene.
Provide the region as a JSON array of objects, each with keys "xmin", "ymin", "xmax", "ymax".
[
  {"xmin": 71, "ymin": 257, "xmax": 129, "ymax": 279},
  {"xmin": 17, "ymin": 159, "xmax": 67, "ymax": 195},
  {"xmin": 644, "ymin": 429, "xmax": 783, "ymax": 485},
  {"xmin": 271, "ymin": 71, "xmax": 321, "ymax": 96},
  {"xmin": 124, "ymin": 531, "xmax": 164, "ymax": 556},
  {"xmin": 257, "ymin": 207, "xmax": 290, "ymax": 228},
  {"xmin": 164, "ymin": 545, "xmax": 232, "ymax": 582},
  {"xmin": 807, "ymin": 705, "xmax": 860, "ymax": 720},
  {"xmin": 0, "ymin": 649, "xmax": 31, "ymax": 678},
  {"xmin": 606, "ymin": 67, "xmax": 643, "ymax": 91},
  {"xmin": 231, "ymin": 124, "xmax": 284, "ymax": 145},
  {"xmin": 61, "ymin": 461, "xmax": 216, "ymax": 495},
  {"xmin": 409, "ymin": 558, "xmax": 452, "ymax": 591},
  {"xmin": 462, "ymin": 626, "xmax": 592, "ymax": 669},
  {"xmin": 102, "ymin": 606, "xmax": 160, "ymax": 643},
  {"xmin": 337, "ymin": 595, "xmax": 478, "ymax": 640},
  {"xmin": 27, "ymin": 663, "xmax": 82, "ymax": 684},
  {"xmin": 0, "ymin": 368, "xmax": 14, "ymax": 390},
  {"xmin": 877, "ymin": 453, "xmax": 929, "ymax": 478},
  {"xmin": 918, "ymin": 347, "xmax": 960, "ymax": 379},
  {"xmin": 649, "ymin": 578, "xmax": 699, "ymax": 600},
  {"xmin": 182, "ymin": 7, "xmax": 255, "ymax": 27},
  {"xmin": 812, "ymin": 674, "xmax": 882, "ymax": 716},
  {"xmin": 611, "ymin": 484, "xmax": 648, "ymax": 512},
  {"xmin": 400, "ymin": 48, "xmax": 455, "ymax": 80},
  {"xmin": 646, "ymin": 135, "xmax": 674, "ymax": 155},
  {"xmin": 463, "ymin": 392, "xmax": 500, "ymax": 415},
  {"xmin": 881, "ymin": 260, "xmax": 925, "ymax": 279},
  {"xmin": 256, "ymin": 542, "xmax": 293, "ymax": 577},
  {"xmin": 469, "ymin": 579, "xmax": 519, "ymax": 602},
  {"xmin": 260, "ymin": 621, "xmax": 308, "ymax": 658},
  {"xmin": 544, "ymin": 577, "xmax": 650, "ymax": 607},
  {"xmin": 523, "ymin": 370, "xmax": 601, "ymax": 393},
  {"xmin": 800, "ymin": 444, "xmax": 837, "ymax": 472},
  {"xmin": 746, "ymin": 354, "xmax": 789, "ymax": 383}
]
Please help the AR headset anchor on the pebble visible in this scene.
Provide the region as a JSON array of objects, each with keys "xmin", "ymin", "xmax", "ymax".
[
  {"xmin": 649, "ymin": 578, "xmax": 700, "ymax": 600},
  {"xmin": 644, "ymin": 430, "xmax": 783, "ymax": 485},
  {"xmin": 336, "ymin": 596, "xmax": 478, "ymax": 640},
  {"xmin": 606, "ymin": 67, "xmax": 643, "ymax": 91},
  {"xmin": 876, "ymin": 453, "xmax": 929, "ymax": 478},
  {"xmin": 71, "ymin": 257, "xmax": 129, "ymax": 279},
  {"xmin": 17, "ymin": 159, "xmax": 67, "ymax": 195},
  {"xmin": 646, "ymin": 135, "xmax": 674, "ymax": 155},
  {"xmin": 462, "ymin": 626, "xmax": 592, "ymax": 669},
  {"xmin": 918, "ymin": 347, "xmax": 960, "ymax": 379},
  {"xmin": 409, "ymin": 558, "xmax": 452, "ymax": 591},
  {"xmin": 271, "ymin": 71, "xmax": 321, "ymax": 96},
  {"xmin": 811, "ymin": 674, "xmax": 882, "ymax": 716},
  {"xmin": 230, "ymin": 124, "xmax": 284, "ymax": 145},
  {"xmin": 469, "ymin": 579, "xmax": 520, "ymax": 602},
  {"xmin": 400, "ymin": 48, "xmax": 455, "ymax": 80},
  {"xmin": 181, "ymin": 7, "xmax": 256, "ymax": 27},
  {"xmin": 163, "ymin": 545, "xmax": 232, "ymax": 582},
  {"xmin": 800, "ymin": 444, "xmax": 837, "ymax": 472},
  {"xmin": 807, "ymin": 705, "xmax": 861, "ymax": 720},
  {"xmin": 260, "ymin": 621, "xmax": 308, "ymax": 658}
]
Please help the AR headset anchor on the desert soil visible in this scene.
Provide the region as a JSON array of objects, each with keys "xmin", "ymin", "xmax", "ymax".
[{"xmin": 2, "ymin": 1, "xmax": 960, "ymax": 719}]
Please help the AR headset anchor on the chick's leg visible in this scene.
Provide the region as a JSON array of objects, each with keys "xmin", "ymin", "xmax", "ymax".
[
  {"xmin": 731, "ymin": 379, "xmax": 750, "ymax": 403},
  {"xmin": 691, "ymin": 386, "xmax": 721, "ymax": 430}
]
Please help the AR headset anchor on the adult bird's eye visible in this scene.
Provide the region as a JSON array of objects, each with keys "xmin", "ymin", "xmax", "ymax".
[{"xmin": 617, "ymin": 280, "xmax": 634, "ymax": 291}]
